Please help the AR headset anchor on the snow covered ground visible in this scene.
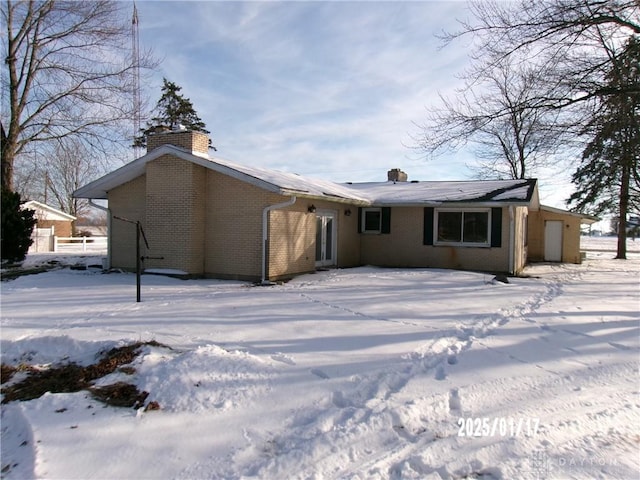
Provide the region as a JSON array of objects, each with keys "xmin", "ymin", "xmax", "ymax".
[{"xmin": 1, "ymin": 237, "xmax": 638, "ymax": 479}]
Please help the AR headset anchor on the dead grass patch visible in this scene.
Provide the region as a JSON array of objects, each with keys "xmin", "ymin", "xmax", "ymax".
[
  {"xmin": 1, "ymin": 341, "xmax": 167, "ymax": 408},
  {"xmin": 1, "ymin": 364, "xmax": 17, "ymax": 384},
  {"xmin": 89, "ymin": 382, "xmax": 149, "ymax": 408},
  {"xmin": 1, "ymin": 262, "xmax": 61, "ymax": 282}
]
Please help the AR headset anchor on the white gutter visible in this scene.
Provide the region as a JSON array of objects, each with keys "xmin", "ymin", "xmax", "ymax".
[
  {"xmin": 508, "ymin": 206, "xmax": 515, "ymax": 275},
  {"xmin": 89, "ymin": 199, "xmax": 112, "ymax": 270},
  {"xmin": 261, "ymin": 196, "xmax": 297, "ymax": 284}
]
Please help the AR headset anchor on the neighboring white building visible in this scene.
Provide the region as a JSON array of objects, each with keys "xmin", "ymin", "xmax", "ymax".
[{"xmin": 23, "ymin": 200, "xmax": 76, "ymax": 253}]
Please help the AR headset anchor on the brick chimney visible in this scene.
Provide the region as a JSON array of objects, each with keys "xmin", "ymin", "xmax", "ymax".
[
  {"xmin": 146, "ymin": 128, "xmax": 210, "ymax": 155},
  {"xmin": 387, "ymin": 168, "xmax": 408, "ymax": 182}
]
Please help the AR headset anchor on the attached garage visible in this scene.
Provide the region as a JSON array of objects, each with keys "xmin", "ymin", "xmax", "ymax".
[{"xmin": 528, "ymin": 206, "xmax": 598, "ymax": 264}]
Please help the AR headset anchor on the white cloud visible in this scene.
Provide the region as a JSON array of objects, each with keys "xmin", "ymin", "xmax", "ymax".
[{"xmin": 133, "ymin": 1, "xmax": 574, "ymax": 205}]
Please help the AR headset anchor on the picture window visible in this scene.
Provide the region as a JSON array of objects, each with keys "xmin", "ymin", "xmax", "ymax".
[{"xmin": 436, "ymin": 209, "xmax": 490, "ymax": 245}]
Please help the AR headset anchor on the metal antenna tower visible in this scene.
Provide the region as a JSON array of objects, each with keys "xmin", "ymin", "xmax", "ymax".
[{"xmin": 132, "ymin": 2, "xmax": 141, "ymax": 158}]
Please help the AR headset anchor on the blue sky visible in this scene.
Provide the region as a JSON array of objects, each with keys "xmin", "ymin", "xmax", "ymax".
[{"xmin": 135, "ymin": 0, "xmax": 573, "ymax": 208}]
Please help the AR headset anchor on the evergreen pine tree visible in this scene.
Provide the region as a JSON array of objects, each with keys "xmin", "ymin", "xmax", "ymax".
[
  {"xmin": 1, "ymin": 190, "xmax": 37, "ymax": 263},
  {"xmin": 134, "ymin": 78, "xmax": 215, "ymax": 150},
  {"xmin": 568, "ymin": 37, "xmax": 640, "ymax": 259}
]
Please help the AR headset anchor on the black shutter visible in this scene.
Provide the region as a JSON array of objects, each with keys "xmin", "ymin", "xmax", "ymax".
[
  {"xmin": 491, "ymin": 207, "xmax": 502, "ymax": 247},
  {"xmin": 423, "ymin": 208, "xmax": 434, "ymax": 245},
  {"xmin": 381, "ymin": 207, "xmax": 391, "ymax": 234},
  {"xmin": 357, "ymin": 207, "xmax": 362, "ymax": 233}
]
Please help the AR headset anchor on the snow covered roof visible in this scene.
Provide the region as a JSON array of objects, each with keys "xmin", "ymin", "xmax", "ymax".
[
  {"xmin": 73, "ymin": 145, "xmax": 370, "ymax": 205},
  {"xmin": 343, "ymin": 179, "xmax": 538, "ymax": 206},
  {"xmin": 22, "ymin": 200, "xmax": 76, "ymax": 221},
  {"xmin": 210, "ymin": 155, "xmax": 370, "ymax": 204},
  {"xmin": 74, "ymin": 145, "xmax": 538, "ymax": 207},
  {"xmin": 540, "ymin": 205, "xmax": 599, "ymax": 224}
]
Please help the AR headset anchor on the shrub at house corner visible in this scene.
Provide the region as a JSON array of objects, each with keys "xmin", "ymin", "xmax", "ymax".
[{"xmin": 1, "ymin": 190, "xmax": 36, "ymax": 263}]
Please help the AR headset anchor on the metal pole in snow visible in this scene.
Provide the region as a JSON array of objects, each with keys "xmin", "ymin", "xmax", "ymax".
[
  {"xmin": 136, "ymin": 221, "xmax": 141, "ymax": 303},
  {"xmin": 113, "ymin": 216, "xmax": 161, "ymax": 303}
]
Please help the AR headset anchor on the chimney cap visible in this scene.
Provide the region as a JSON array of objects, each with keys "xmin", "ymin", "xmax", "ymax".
[{"xmin": 387, "ymin": 168, "xmax": 408, "ymax": 182}]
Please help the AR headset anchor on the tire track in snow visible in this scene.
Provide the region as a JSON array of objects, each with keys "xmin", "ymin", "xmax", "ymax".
[
  {"xmin": 470, "ymin": 267, "xmax": 586, "ymax": 378},
  {"xmin": 410, "ymin": 269, "xmax": 579, "ymax": 382},
  {"xmin": 351, "ymin": 361, "xmax": 640, "ymax": 480},
  {"xmin": 237, "ymin": 272, "xmax": 579, "ymax": 479},
  {"xmin": 297, "ymin": 292, "xmax": 426, "ymax": 328}
]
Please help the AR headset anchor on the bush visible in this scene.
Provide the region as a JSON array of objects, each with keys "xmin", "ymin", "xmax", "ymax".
[
  {"xmin": 1, "ymin": 190, "xmax": 37, "ymax": 263},
  {"xmin": 76, "ymin": 229, "xmax": 93, "ymax": 237}
]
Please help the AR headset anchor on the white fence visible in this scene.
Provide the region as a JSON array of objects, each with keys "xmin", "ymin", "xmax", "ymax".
[{"xmin": 54, "ymin": 236, "xmax": 108, "ymax": 253}]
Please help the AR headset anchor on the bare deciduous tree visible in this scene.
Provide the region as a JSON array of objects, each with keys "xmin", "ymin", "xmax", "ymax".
[
  {"xmin": 1, "ymin": 0, "xmax": 156, "ymax": 193},
  {"xmin": 444, "ymin": 0, "xmax": 639, "ymax": 108},
  {"xmin": 15, "ymin": 138, "xmax": 110, "ymax": 232},
  {"xmin": 423, "ymin": 0, "xmax": 640, "ymax": 223},
  {"xmin": 418, "ymin": 55, "xmax": 570, "ymax": 179}
]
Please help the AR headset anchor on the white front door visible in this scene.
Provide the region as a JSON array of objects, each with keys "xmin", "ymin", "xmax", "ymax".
[
  {"xmin": 315, "ymin": 213, "xmax": 336, "ymax": 267},
  {"xmin": 544, "ymin": 220, "xmax": 563, "ymax": 262}
]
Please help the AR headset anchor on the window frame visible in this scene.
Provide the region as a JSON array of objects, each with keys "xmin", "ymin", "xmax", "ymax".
[
  {"xmin": 434, "ymin": 208, "xmax": 491, "ymax": 247},
  {"xmin": 361, "ymin": 207, "xmax": 382, "ymax": 234}
]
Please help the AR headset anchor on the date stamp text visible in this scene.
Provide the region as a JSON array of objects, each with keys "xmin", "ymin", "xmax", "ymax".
[{"xmin": 457, "ymin": 417, "xmax": 540, "ymax": 437}]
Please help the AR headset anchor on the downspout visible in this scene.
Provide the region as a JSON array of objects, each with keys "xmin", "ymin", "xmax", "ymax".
[
  {"xmin": 508, "ymin": 206, "xmax": 515, "ymax": 275},
  {"xmin": 89, "ymin": 199, "xmax": 111, "ymax": 270},
  {"xmin": 262, "ymin": 196, "xmax": 297, "ymax": 284}
]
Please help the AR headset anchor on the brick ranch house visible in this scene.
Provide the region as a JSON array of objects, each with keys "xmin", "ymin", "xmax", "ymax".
[{"xmin": 74, "ymin": 130, "xmax": 595, "ymax": 282}]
